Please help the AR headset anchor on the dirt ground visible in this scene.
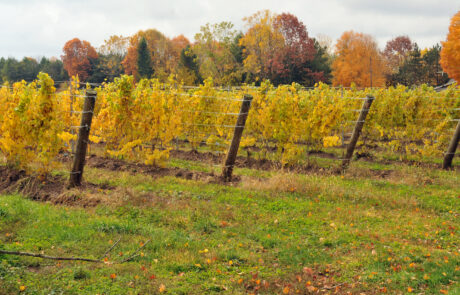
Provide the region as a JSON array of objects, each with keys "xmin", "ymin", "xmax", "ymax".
[
  {"xmin": 1, "ymin": 146, "xmax": 456, "ymax": 208},
  {"xmin": 0, "ymin": 166, "xmax": 101, "ymax": 207}
]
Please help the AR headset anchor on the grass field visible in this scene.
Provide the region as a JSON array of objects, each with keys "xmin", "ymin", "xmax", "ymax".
[{"xmin": 0, "ymin": 151, "xmax": 458, "ymax": 294}]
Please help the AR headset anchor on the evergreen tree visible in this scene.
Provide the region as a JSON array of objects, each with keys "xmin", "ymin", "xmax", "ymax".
[
  {"xmin": 137, "ymin": 37, "xmax": 153, "ymax": 79},
  {"xmin": 20, "ymin": 57, "xmax": 40, "ymax": 81},
  {"xmin": 87, "ymin": 53, "xmax": 124, "ymax": 83},
  {"xmin": 230, "ymin": 33, "xmax": 244, "ymax": 64},
  {"xmin": 177, "ymin": 45, "xmax": 201, "ymax": 84},
  {"xmin": 387, "ymin": 43, "xmax": 449, "ymax": 87},
  {"xmin": 1, "ymin": 58, "xmax": 22, "ymax": 82},
  {"xmin": 422, "ymin": 44, "xmax": 449, "ymax": 86},
  {"xmin": 0, "ymin": 58, "xmax": 5, "ymax": 83},
  {"xmin": 303, "ymin": 40, "xmax": 332, "ymax": 86}
]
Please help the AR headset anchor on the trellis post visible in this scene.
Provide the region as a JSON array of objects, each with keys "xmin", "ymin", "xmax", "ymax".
[
  {"xmin": 442, "ymin": 120, "xmax": 460, "ymax": 169},
  {"xmin": 69, "ymin": 89, "xmax": 96, "ymax": 187},
  {"xmin": 341, "ymin": 95, "xmax": 374, "ymax": 170},
  {"xmin": 222, "ymin": 94, "xmax": 253, "ymax": 181}
]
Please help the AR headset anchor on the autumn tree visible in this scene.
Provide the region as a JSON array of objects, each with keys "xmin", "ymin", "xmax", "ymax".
[
  {"xmin": 440, "ymin": 10, "xmax": 460, "ymax": 82},
  {"xmin": 122, "ymin": 29, "xmax": 183, "ymax": 81},
  {"xmin": 122, "ymin": 30, "xmax": 158, "ymax": 78},
  {"xmin": 99, "ymin": 35, "xmax": 128, "ymax": 57},
  {"xmin": 239, "ymin": 10, "xmax": 285, "ymax": 82},
  {"xmin": 271, "ymin": 13, "xmax": 318, "ymax": 85},
  {"xmin": 61, "ymin": 38, "xmax": 98, "ymax": 81},
  {"xmin": 171, "ymin": 36, "xmax": 201, "ymax": 84},
  {"xmin": 239, "ymin": 11, "xmax": 324, "ymax": 85},
  {"xmin": 384, "ymin": 36, "xmax": 414, "ymax": 86},
  {"xmin": 193, "ymin": 22, "xmax": 243, "ymax": 85},
  {"xmin": 384, "ymin": 36, "xmax": 413, "ymax": 74},
  {"xmin": 171, "ymin": 35, "xmax": 190, "ymax": 59},
  {"xmin": 165, "ymin": 35, "xmax": 189, "ymax": 78},
  {"xmin": 332, "ymin": 31, "xmax": 386, "ymax": 87}
]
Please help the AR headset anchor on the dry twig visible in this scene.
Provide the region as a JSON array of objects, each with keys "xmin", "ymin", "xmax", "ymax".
[
  {"xmin": 119, "ymin": 239, "xmax": 151, "ymax": 263},
  {"xmin": 0, "ymin": 249, "xmax": 102, "ymax": 263},
  {"xmin": 99, "ymin": 237, "xmax": 122, "ymax": 260}
]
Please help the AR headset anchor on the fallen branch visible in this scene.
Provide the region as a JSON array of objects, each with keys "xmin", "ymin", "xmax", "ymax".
[
  {"xmin": 323, "ymin": 282, "xmax": 346, "ymax": 290},
  {"xmin": 99, "ymin": 237, "xmax": 122, "ymax": 260},
  {"xmin": 120, "ymin": 239, "xmax": 151, "ymax": 263},
  {"xmin": 0, "ymin": 249, "xmax": 102, "ymax": 263}
]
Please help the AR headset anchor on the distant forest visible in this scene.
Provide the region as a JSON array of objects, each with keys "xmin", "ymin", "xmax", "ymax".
[{"xmin": 0, "ymin": 10, "xmax": 454, "ymax": 87}]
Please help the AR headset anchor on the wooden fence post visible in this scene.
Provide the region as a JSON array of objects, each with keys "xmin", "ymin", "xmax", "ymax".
[
  {"xmin": 69, "ymin": 80, "xmax": 76, "ymax": 154},
  {"xmin": 341, "ymin": 95, "xmax": 374, "ymax": 170},
  {"xmin": 222, "ymin": 94, "xmax": 253, "ymax": 181},
  {"xmin": 69, "ymin": 89, "xmax": 96, "ymax": 187},
  {"xmin": 442, "ymin": 119, "xmax": 460, "ymax": 170}
]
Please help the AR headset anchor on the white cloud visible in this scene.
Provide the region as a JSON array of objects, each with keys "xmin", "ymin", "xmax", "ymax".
[{"xmin": 0, "ymin": 0, "xmax": 458, "ymax": 58}]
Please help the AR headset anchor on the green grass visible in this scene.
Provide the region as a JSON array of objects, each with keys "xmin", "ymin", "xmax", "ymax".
[{"xmin": 0, "ymin": 156, "xmax": 458, "ymax": 294}]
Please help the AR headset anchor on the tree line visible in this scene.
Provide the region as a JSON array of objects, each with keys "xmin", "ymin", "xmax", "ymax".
[
  {"xmin": 0, "ymin": 57, "xmax": 68, "ymax": 84},
  {"xmin": 1, "ymin": 10, "xmax": 458, "ymax": 87}
]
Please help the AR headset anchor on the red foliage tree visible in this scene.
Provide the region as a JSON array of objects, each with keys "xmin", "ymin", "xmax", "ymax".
[
  {"xmin": 384, "ymin": 36, "xmax": 413, "ymax": 72},
  {"xmin": 272, "ymin": 13, "xmax": 317, "ymax": 84},
  {"xmin": 61, "ymin": 38, "xmax": 98, "ymax": 81}
]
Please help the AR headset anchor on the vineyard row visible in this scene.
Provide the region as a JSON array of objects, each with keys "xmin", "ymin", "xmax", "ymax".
[{"xmin": 0, "ymin": 73, "xmax": 459, "ymax": 180}]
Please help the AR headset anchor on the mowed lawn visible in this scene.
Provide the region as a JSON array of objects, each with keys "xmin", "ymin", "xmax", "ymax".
[{"xmin": 0, "ymin": 157, "xmax": 458, "ymax": 294}]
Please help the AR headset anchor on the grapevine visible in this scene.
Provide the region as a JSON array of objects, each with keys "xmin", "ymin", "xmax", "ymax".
[{"xmin": 1, "ymin": 74, "xmax": 458, "ymax": 176}]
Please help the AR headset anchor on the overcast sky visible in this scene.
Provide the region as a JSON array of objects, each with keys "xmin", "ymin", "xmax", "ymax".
[{"xmin": 0, "ymin": 0, "xmax": 458, "ymax": 59}]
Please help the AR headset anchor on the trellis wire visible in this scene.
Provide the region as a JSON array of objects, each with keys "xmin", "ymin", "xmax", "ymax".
[
  {"xmin": 71, "ymin": 111, "xmax": 93, "ymax": 114},
  {"xmin": 345, "ymin": 97, "xmax": 373, "ymax": 100},
  {"xmin": 70, "ymin": 125, "xmax": 89, "ymax": 129},
  {"xmin": 70, "ymin": 94, "xmax": 91, "ymax": 98},
  {"xmin": 419, "ymin": 96, "xmax": 460, "ymax": 100},
  {"xmin": 181, "ymin": 123, "xmax": 246, "ymax": 128},
  {"xmin": 174, "ymin": 92, "xmax": 246, "ymax": 102},
  {"xmin": 178, "ymin": 130, "xmax": 231, "ymax": 137},
  {"xmin": 175, "ymin": 109, "xmax": 246, "ymax": 116}
]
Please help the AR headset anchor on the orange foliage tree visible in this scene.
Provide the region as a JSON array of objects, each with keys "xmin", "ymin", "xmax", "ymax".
[
  {"xmin": 170, "ymin": 35, "xmax": 191, "ymax": 77},
  {"xmin": 440, "ymin": 10, "xmax": 460, "ymax": 82},
  {"xmin": 171, "ymin": 35, "xmax": 190, "ymax": 56},
  {"xmin": 61, "ymin": 38, "xmax": 98, "ymax": 81},
  {"xmin": 332, "ymin": 31, "xmax": 386, "ymax": 87},
  {"xmin": 122, "ymin": 30, "xmax": 188, "ymax": 80}
]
